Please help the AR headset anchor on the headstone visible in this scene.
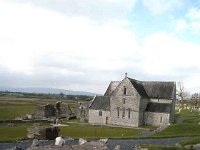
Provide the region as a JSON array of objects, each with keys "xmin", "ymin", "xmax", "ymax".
[
  {"xmin": 79, "ymin": 138, "xmax": 87, "ymax": 145},
  {"xmin": 10, "ymin": 146, "xmax": 22, "ymax": 150},
  {"xmin": 99, "ymin": 139, "xmax": 108, "ymax": 144},
  {"xmin": 56, "ymin": 118, "xmax": 59, "ymax": 125},
  {"xmin": 114, "ymin": 145, "xmax": 120, "ymax": 150},
  {"xmin": 31, "ymin": 139, "xmax": 39, "ymax": 147},
  {"xmin": 55, "ymin": 136, "xmax": 65, "ymax": 146}
]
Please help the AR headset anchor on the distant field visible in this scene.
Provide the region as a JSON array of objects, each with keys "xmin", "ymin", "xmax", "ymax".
[
  {"xmin": 0, "ymin": 96, "xmax": 76, "ymax": 120},
  {"xmin": 0, "ymin": 104, "xmax": 34, "ymax": 120}
]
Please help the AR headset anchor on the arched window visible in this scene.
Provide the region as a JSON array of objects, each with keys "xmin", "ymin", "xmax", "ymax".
[{"xmin": 99, "ymin": 111, "xmax": 102, "ymax": 116}]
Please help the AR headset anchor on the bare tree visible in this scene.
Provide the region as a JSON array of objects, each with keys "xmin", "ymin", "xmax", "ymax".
[{"xmin": 176, "ymin": 82, "xmax": 190, "ymax": 101}]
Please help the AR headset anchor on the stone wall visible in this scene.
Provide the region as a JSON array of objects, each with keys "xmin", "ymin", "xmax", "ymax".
[
  {"xmin": 145, "ymin": 112, "xmax": 170, "ymax": 126},
  {"xmin": 170, "ymin": 84, "xmax": 176, "ymax": 123},
  {"xmin": 35, "ymin": 104, "xmax": 55, "ymax": 118},
  {"xmin": 55, "ymin": 102, "xmax": 71, "ymax": 118},
  {"xmin": 110, "ymin": 78, "xmax": 144, "ymax": 127},
  {"xmin": 150, "ymin": 99, "xmax": 172, "ymax": 103},
  {"xmin": 139, "ymin": 98, "xmax": 149, "ymax": 126},
  {"xmin": 44, "ymin": 104, "xmax": 55, "ymax": 118},
  {"xmin": 88, "ymin": 109, "xmax": 110, "ymax": 125},
  {"xmin": 27, "ymin": 126, "xmax": 59, "ymax": 140},
  {"xmin": 76, "ymin": 102, "xmax": 90, "ymax": 121},
  {"xmin": 35, "ymin": 105, "xmax": 45, "ymax": 118},
  {"xmin": 35, "ymin": 102, "xmax": 71, "ymax": 119}
]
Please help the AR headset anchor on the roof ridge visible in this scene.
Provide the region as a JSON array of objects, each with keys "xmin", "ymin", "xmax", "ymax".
[
  {"xmin": 127, "ymin": 77, "xmax": 149, "ymax": 98},
  {"xmin": 142, "ymin": 81, "xmax": 175, "ymax": 83},
  {"xmin": 104, "ymin": 81, "xmax": 121, "ymax": 96}
]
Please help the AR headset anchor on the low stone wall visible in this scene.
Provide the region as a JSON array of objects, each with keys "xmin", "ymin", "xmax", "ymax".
[
  {"xmin": 27, "ymin": 126, "xmax": 60, "ymax": 140},
  {"xmin": 0, "ymin": 119, "xmax": 51, "ymax": 124}
]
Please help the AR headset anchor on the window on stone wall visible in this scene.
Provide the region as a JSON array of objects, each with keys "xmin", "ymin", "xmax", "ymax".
[
  {"xmin": 117, "ymin": 107, "xmax": 120, "ymax": 118},
  {"xmin": 160, "ymin": 116, "xmax": 163, "ymax": 123},
  {"xmin": 99, "ymin": 111, "xmax": 102, "ymax": 116},
  {"xmin": 123, "ymin": 98, "xmax": 125, "ymax": 104},
  {"xmin": 122, "ymin": 107, "xmax": 125, "ymax": 118},
  {"xmin": 123, "ymin": 86, "xmax": 127, "ymax": 95},
  {"xmin": 128, "ymin": 108, "xmax": 131, "ymax": 119}
]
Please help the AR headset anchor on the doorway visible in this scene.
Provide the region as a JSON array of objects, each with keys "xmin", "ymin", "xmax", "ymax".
[{"xmin": 106, "ymin": 117, "xmax": 109, "ymax": 124}]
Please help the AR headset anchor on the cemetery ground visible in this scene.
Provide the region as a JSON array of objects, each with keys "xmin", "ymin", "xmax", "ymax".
[{"xmin": 1, "ymin": 96, "xmax": 200, "ymax": 149}]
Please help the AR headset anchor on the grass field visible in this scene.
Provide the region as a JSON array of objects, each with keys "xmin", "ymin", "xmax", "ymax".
[
  {"xmin": 152, "ymin": 109, "xmax": 200, "ymax": 138},
  {"xmin": 0, "ymin": 122, "xmax": 144, "ymax": 142},
  {"xmin": 0, "ymin": 126, "xmax": 27, "ymax": 142},
  {"xmin": 60, "ymin": 124, "xmax": 143, "ymax": 139},
  {"xmin": 140, "ymin": 144, "xmax": 185, "ymax": 150},
  {"xmin": 0, "ymin": 96, "xmax": 144, "ymax": 141},
  {"xmin": 1, "ymin": 97, "xmax": 200, "ymax": 144},
  {"xmin": 0, "ymin": 96, "xmax": 76, "ymax": 120}
]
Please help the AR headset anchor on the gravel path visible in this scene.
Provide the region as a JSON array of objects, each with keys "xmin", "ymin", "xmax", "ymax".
[
  {"xmin": 0, "ymin": 137, "xmax": 192, "ymax": 150},
  {"xmin": 107, "ymin": 137, "xmax": 192, "ymax": 149}
]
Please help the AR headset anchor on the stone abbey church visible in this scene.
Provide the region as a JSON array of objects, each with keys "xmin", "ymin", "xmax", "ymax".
[{"xmin": 88, "ymin": 74, "xmax": 176, "ymax": 127}]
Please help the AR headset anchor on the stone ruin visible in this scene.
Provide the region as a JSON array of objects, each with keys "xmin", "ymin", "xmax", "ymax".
[
  {"xmin": 35, "ymin": 101, "xmax": 72, "ymax": 119},
  {"xmin": 76, "ymin": 101, "xmax": 91, "ymax": 121},
  {"xmin": 27, "ymin": 125, "xmax": 60, "ymax": 140}
]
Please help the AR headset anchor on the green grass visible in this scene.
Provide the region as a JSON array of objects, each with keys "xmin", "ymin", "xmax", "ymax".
[
  {"xmin": 0, "ymin": 104, "xmax": 35, "ymax": 120},
  {"xmin": 140, "ymin": 144, "xmax": 185, "ymax": 150},
  {"xmin": 60, "ymin": 124, "xmax": 143, "ymax": 139},
  {"xmin": 0, "ymin": 122, "xmax": 50, "ymax": 142},
  {"xmin": 179, "ymin": 136, "xmax": 200, "ymax": 146},
  {"xmin": 151, "ymin": 109, "xmax": 200, "ymax": 138},
  {"xmin": 2, "ymin": 97, "xmax": 200, "ymax": 143},
  {"xmin": 0, "ymin": 126, "xmax": 27, "ymax": 142},
  {"xmin": 0, "ymin": 96, "xmax": 77, "ymax": 120},
  {"xmin": 175, "ymin": 109, "xmax": 200, "ymax": 124},
  {"xmin": 152, "ymin": 124, "xmax": 200, "ymax": 138}
]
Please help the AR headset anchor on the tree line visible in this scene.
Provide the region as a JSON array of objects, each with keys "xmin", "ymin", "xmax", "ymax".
[{"xmin": 0, "ymin": 91, "xmax": 93, "ymax": 101}]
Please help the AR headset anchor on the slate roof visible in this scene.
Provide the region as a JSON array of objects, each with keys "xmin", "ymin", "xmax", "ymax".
[
  {"xmin": 104, "ymin": 81, "xmax": 121, "ymax": 96},
  {"xmin": 128, "ymin": 78, "xmax": 149, "ymax": 98},
  {"xmin": 89, "ymin": 96, "xmax": 110, "ymax": 111},
  {"xmin": 142, "ymin": 81, "xmax": 175, "ymax": 99},
  {"xmin": 103, "ymin": 77, "xmax": 175, "ymax": 99},
  {"xmin": 145, "ymin": 102, "xmax": 171, "ymax": 113}
]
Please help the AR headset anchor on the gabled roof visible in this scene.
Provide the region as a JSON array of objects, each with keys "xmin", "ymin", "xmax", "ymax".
[
  {"xmin": 142, "ymin": 81, "xmax": 175, "ymax": 99},
  {"xmin": 128, "ymin": 77, "xmax": 149, "ymax": 98},
  {"xmin": 89, "ymin": 96, "xmax": 110, "ymax": 111},
  {"xmin": 145, "ymin": 102, "xmax": 171, "ymax": 113},
  {"xmin": 103, "ymin": 76, "xmax": 175, "ymax": 100},
  {"xmin": 104, "ymin": 81, "xmax": 121, "ymax": 96}
]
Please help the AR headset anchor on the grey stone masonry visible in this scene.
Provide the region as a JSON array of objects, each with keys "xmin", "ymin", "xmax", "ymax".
[{"xmin": 88, "ymin": 74, "xmax": 176, "ymax": 127}]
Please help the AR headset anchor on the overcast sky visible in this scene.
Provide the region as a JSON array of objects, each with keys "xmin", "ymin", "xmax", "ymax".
[{"xmin": 0, "ymin": 0, "xmax": 200, "ymax": 94}]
